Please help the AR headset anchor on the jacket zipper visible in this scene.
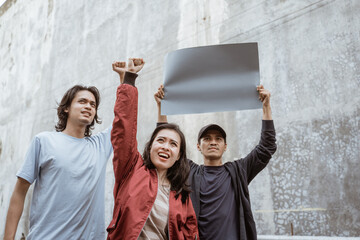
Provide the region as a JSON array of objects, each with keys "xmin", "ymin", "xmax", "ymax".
[{"xmin": 136, "ymin": 170, "xmax": 159, "ymax": 239}]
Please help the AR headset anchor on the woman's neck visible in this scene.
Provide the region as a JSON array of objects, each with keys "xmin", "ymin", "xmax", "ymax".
[{"xmin": 157, "ymin": 169, "xmax": 170, "ymax": 186}]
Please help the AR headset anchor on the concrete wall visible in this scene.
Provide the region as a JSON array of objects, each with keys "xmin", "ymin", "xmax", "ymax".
[{"xmin": 0, "ymin": 0, "xmax": 359, "ymax": 238}]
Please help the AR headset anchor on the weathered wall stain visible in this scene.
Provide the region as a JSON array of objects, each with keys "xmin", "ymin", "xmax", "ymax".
[{"xmin": 262, "ymin": 108, "xmax": 360, "ymax": 236}]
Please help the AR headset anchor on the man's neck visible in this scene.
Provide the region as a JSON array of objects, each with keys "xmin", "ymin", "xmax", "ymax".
[
  {"xmin": 62, "ymin": 123, "xmax": 86, "ymax": 138},
  {"xmin": 203, "ymin": 158, "xmax": 223, "ymax": 166}
]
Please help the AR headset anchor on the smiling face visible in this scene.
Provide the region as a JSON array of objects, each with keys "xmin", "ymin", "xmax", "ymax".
[
  {"xmin": 65, "ymin": 90, "xmax": 97, "ymax": 127},
  {"xmin": 197, "ymin": 129, "xmax": 227, "ymax": 165},
  {"xmin": 150, "ymin": 129, "xmax": 181, "ymax": 173}
]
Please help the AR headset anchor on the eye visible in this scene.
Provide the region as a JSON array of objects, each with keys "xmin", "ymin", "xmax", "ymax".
[
  {"xmin": 157, "ymin": 138, "xmax": 164, "ymax": 143},
  {"xmin": 90, "ymin": 102, "xmax": 96, "ymax": 108},
  {"xmin": 171, "ymin": 142, "xmax": 178, "ymax": 147}
]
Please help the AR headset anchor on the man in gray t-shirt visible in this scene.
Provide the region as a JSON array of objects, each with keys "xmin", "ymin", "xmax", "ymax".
[{"xmin": 4, "ymin": 85, "xmax": 113, "ymax": 240}]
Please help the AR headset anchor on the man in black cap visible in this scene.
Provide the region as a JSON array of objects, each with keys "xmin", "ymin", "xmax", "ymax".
[{"xmin": 154, "ymin": 84, "xmax": 277, "ymax": 240}]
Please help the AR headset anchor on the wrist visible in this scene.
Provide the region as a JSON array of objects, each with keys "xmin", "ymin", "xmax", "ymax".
[
  {"xmin": 4, "ymin": 233, "xmax": 15, "ymax": 240},
  {"xmin": 123, "ymin": 72, "xmax": 138, "ymax": 86},
  {"xmin": 262, "ymin": 105, "xmax": 272, "ymax": 120},
  {"xmin": 263, "ymin": 104, "xmax": 271, "ymax": 112}
]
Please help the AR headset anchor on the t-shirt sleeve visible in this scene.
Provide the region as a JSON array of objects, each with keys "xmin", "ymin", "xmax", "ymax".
[
  {"xmin": 16, "ymin": 136, "xmax": 41, "ymax": 184},
  {"xmin": 94, "ymin": 125, "xmax": 113, "ymax": 160}
]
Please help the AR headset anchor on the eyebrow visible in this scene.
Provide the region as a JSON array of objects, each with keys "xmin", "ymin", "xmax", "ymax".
[{"xmin": 157, "ymin": 135, "xmax": 179, "ymax": 144}]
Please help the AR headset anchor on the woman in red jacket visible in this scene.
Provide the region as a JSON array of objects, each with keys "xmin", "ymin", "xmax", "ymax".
[{"xmin": 107, "ymin": 59, "xmax": 199, "ymax": 240}]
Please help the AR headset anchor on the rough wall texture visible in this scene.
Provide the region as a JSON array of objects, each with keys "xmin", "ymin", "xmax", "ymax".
[{"xmin": 0, "ymin": 0, "xmax": 359, "ymax": 238}]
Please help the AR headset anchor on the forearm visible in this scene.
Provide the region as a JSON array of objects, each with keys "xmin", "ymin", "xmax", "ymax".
[
  {"xmin": 259, "ymin": 120, "xmax": 277, "ymax": 155},
  {"xmin": 4, "ymin": 182, "xmax": 29, "ymax": 240},
  {"xmin": 157, "ymin": 103, "xmax": 168, "ymax": 123},
  {"xmin": 111, "ymin": 72, "xmax": 140, "ymax": 187},
  {"xmin": 112, "ymin": 79, "xmax": 138, "ymax": 165},
  {"xmin": 4, "ymin": 202, "xmax": 24, "ymax": 240},
  {"xmin": 262, "ymin": 104, "xmax": 272, "ymax": 120}
]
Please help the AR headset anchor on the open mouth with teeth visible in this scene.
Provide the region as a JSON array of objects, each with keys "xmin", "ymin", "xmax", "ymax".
[
  {"xmin": 81, "ymin": 112, "xmax": 92, "ymax": 117},
  {"xmin": 158, "ymin": 152, "xmax": 170, "ymax": 160}
]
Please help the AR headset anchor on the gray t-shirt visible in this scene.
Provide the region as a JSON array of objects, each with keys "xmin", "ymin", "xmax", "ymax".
[
  {"xmin": 199, "ymin": 165, "xmax": 239, "ymax": 240},
  {"xmin": 17, "ymin": 127, "xmax": 113, "ymax": 240}
]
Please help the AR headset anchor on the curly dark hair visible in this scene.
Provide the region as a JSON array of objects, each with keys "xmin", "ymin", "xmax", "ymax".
[
  {"xmin": 55, "ymin": 85, "xmax": 101, "ymax": 137},
  {"xmin": 142, "ymin": 123, "xmax": 191, "ymax": 203}
]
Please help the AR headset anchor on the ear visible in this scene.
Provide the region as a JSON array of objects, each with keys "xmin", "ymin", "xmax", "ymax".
[
  {"xmin": 64, "ymin": 107, "xmax": 69, "ymax": 113},
  {"xmin": 197, "ymin": 143, "xmax": 201, "ymax": 152},
  {"xmin": 224, "ymin": 143, "xmax": 227, "ymax": 151}
]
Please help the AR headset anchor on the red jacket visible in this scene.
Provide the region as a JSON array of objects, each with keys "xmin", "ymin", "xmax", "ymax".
[{"xmin": 107, "ymin": 76, "xmax": 199, "ymax": 240}]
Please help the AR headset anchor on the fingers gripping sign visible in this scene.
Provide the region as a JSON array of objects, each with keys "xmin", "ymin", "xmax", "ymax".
[
  {"xmin": 154, "ymin": 84, "xmax": 164, "ymax": 105},
  {"xmin": 112, "ymin": 58, "xmax": 145, "ymax": 84},
  {"xmin": 257, "ymin": 84, "xmax": 271, "ymax": 107}
]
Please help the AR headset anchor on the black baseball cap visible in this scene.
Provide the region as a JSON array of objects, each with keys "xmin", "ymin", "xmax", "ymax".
[{"xmin": 197, "ymin": 124, "xmax": 227, "ymax": 143}]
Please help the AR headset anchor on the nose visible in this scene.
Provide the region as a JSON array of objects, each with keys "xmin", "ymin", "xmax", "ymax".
[
  {"xmin": 209, "ymin": 139, "xmax": 217, "ymax": 145},
  {"xmin": 84, "ymin": 102, "xmax": 92, "ymax": 110},
  {"xmin": 160, "ymin": 142, "xmax": 170, "ymax": 151}
]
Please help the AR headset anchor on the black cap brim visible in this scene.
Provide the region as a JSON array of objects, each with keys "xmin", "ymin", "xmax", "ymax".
[{"xmin": 198, "ymin": 124, "xmax": 226, "ymax": 143}]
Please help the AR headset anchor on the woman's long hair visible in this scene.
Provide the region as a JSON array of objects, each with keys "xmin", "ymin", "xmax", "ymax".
[
  {"xmin": 142, "ymin": 123, "xmax": 191, "ymax": 203},
  {"xmin": 55, "ymin": 85, "xmax": 101, "ymax": 137}
]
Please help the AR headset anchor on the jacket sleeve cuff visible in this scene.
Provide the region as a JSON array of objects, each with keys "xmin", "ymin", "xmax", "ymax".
[
  {"xmin": 262, "ymin": 120, "xmax": 275, "ymax": 131},
  {"xmin": 123, "ymin": 72, "xmax": 138, "ymax": 86}
]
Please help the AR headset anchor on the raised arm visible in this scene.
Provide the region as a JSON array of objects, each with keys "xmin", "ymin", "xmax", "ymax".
[
  {"xmin": 154, "ymin": 84, "xmax": 168, "ymax": 124},
  {"xmin": 4, "ymin": 178, "xmax": 30, "ymax": 240},
  {"xmin": 111, "ymin": 59, "xmax": 144, "ymax": 195},
  {"xmin": 239, "ymin": 86, "xmax": 276, "ymax": 183}
]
